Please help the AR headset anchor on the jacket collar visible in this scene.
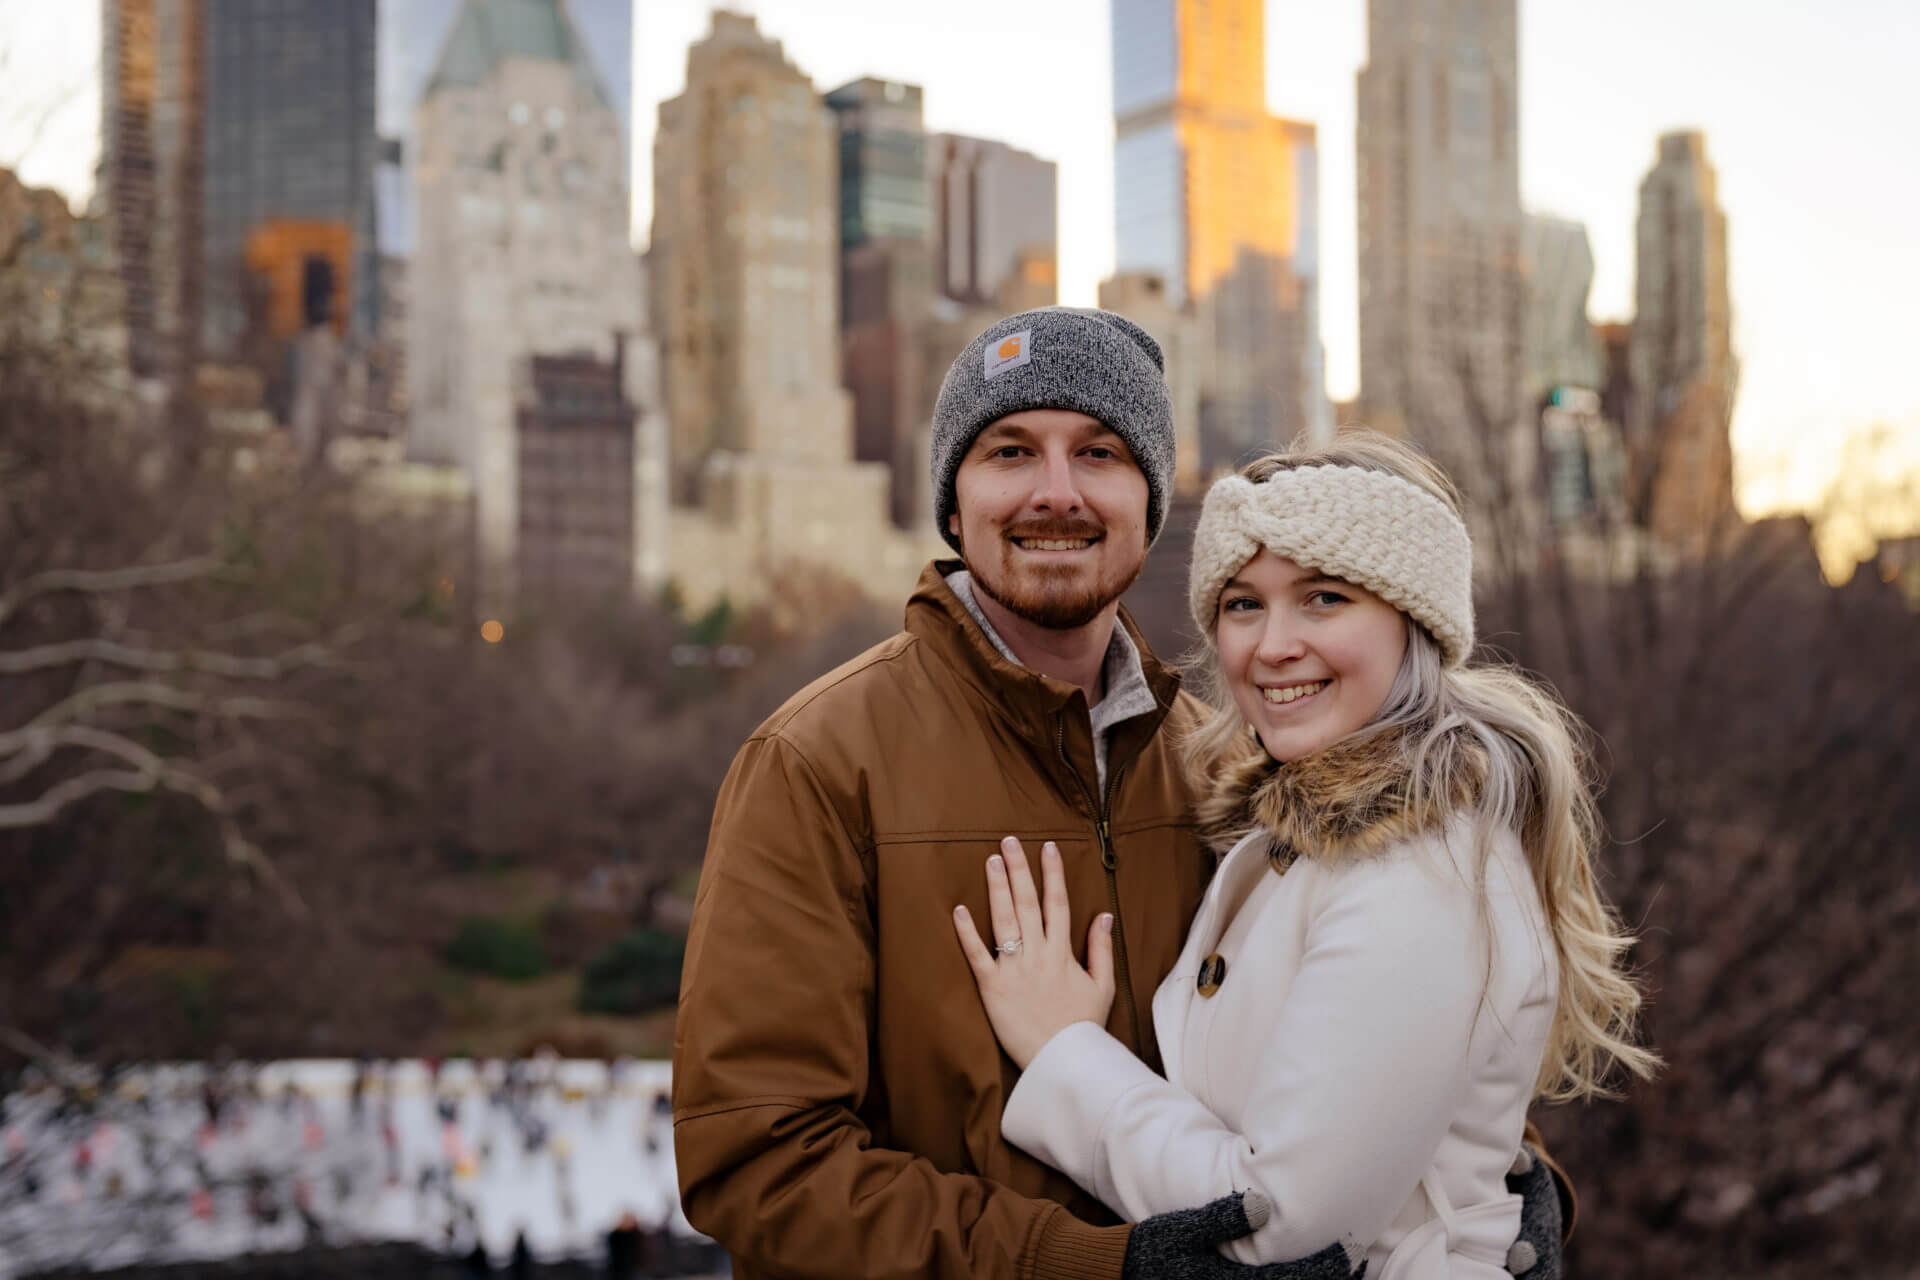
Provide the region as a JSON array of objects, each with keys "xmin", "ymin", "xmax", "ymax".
[
  {"xmin": 1194, "ymin": 719, "xmax": 1487, "ymax": 865},
  {"xmin": 904, "ymin": 560, "xmax": 1182, "ymax": 773}
]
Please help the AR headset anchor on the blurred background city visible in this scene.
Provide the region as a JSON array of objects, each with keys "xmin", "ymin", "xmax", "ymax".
[{"xmin": 1, "ymin": 0, "xmax": 1915, "ymax": 1275}]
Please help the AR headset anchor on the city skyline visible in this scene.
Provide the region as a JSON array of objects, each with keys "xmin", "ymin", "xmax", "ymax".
[{"xmin": 5, "ymin": 0, "xmax": 1919, "ymax": 516}]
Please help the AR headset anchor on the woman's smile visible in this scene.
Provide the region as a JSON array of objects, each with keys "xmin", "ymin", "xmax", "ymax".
[{"xmin": 1258, "ymin": 679, "xmax": 1330, "ymax": 708}]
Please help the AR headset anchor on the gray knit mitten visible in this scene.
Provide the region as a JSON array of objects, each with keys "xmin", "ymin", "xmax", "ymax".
[
  {"xmin": 1123, "ymin": 1191, "xmax": 1363, "ymax": 1280},
  {"xmin": 1503, "ymin": 1144, "xmax": 1564, "ymax": 1278}
]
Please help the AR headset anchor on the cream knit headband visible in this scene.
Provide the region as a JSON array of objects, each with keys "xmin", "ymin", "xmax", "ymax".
[{"xmin": 1187, "ymin": 465, "xmax": 1476, "ymax": 666}]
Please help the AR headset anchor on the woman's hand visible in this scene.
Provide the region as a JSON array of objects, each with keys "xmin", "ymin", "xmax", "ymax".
[{"xmin": 953, "ymin": 836, "xmax": 1115, "ymax": 1069}]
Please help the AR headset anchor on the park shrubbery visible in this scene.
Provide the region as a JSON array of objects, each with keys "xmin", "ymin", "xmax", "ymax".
[
  {"xmin": 443, "ymin": 915, "xmax": 547, "ymax": 981},
  {"xmin": 577, "ymin": 928, "xmax": 686, "ymax": 1016}
]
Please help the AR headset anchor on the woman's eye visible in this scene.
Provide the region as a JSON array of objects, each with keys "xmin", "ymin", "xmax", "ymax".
[
  {"xmin": 1308, "ymin": 590, "xmax": 1349, "ymax": 607},
  {"xmin": 1221, "ymin": 597, "xmax": 1258, "ymax": 613}
]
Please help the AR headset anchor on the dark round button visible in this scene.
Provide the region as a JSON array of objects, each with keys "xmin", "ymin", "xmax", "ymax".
[{"xmin": 1196, "ymin": 953, "xmax": 1227, "ymax": 997}]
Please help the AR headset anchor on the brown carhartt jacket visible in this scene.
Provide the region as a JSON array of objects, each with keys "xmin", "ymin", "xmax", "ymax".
[{"xmin": 672, "ymin": 562, "xmax": 1214, "ymax": 1279}]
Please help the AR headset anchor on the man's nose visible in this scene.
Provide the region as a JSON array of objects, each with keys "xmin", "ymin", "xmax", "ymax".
[{"xmin": 1030, "ymin": 450, "xmax": 1083, "ymax": 514}]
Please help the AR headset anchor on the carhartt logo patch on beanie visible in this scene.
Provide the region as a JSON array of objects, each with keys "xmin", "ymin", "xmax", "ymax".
[
  {"xmin": 985, "ymin": 330, "xmax": 1031, "ymax": 379},
  {"xmin": 932, "ymin": 307, "xmax": 1175, "ymax": 553}
]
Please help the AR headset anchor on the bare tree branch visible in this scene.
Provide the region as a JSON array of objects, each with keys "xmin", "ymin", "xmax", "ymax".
[
  {"xmin": 0, "ymin": 724, "xmax": 306, "ymax": 915},
  {"xmin": 0, "ymin": 557, "xmax": 225, "ymax": 630},
  {"xmin": 24, "ymin": 680, "xmax": 304, "ymax": 731},
  {"xmin": 0, "ymin": 761, "xmax": 171, "ymax": 828},
  {"xmin": 0, "ymin": 631, "xmax": 353, "ymax": 678}
]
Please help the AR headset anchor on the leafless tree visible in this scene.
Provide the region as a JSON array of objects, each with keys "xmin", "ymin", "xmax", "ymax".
[
  {"xmin": 1, "ymin": 228, "xmax": 893, "ymax": 1064},
  {"xmin": 1410, "ymin": 284, "xmax": 1920, "ymax": 1272}
]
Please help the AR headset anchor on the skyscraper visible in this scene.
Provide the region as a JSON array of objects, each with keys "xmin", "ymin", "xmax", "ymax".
[
  {"xmin": 649, "ymin": 10, "xmax": 928, "ymax": 610},
  {"xmin": 1110, "ymin": 0, "xmax": 1326, "ymax": 471},
  {"xmin": 827, "ymin": 78, "xmax": 933, "ymax": 529},
  {"xmin": 378, "ymin": 0, "xmax": 631, "ymax": 180},
  {"xmin": 200, "ymin": 0, "xmax": 377, "ymax": 357},
  {"xmin": 827, "ymin": 78, "xmax": 929, "ymax": 253},
  {"xmin": 1356, "ymin": 0, "xmax": 1529, "ymax": 545},
  {"xmin": 1524, "ymin": 214, "xmax": 1604, "ymax": 401},
  {"xmin": 102, "ymin": 0, "xmax": 379, "ymax": 416},
  {"xmin": 100, "ymin": 0, "xmax": 204, "ymax": 383},
  {"xmin": 926, "ymin": 133, "xmax": 1057, "ymax": 310},
  {"xmin": 650, "ymin": 10, "xmax": 853, "ymax": 501},
  {"xmin": 1630, "ymin": 130, "xmax": 1737, "ymax": 548},
  {"xmin": 1524, "ymin": 216, "xmax": 1625, "ymax": 561},
  {"xmin": 371, "ymin": 2, "xmax": 628, "ymax": 447},
  {"xmin": 407, "ymin": 0, "xmax": 657, "ymax": 607}
]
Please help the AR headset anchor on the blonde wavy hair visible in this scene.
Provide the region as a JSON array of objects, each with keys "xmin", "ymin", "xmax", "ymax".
[{"xmin": 1182, "ymin": 431, "xmax": 1659, "ymax": 1100}]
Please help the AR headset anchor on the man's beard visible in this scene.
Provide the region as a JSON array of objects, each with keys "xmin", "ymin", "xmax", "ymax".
[{"xmin": 969, "ymin": 523, "xmax": 1145, "ymax": 630}]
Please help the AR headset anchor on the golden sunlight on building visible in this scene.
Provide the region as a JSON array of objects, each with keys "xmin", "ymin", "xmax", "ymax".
[{"xmin": 1113, "ymin": 0, "xmax": 1328, "ymax": 472}]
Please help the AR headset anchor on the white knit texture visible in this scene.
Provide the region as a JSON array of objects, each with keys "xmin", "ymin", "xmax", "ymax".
[{"xmin": 1187, "ymin": 467, "xmax": 1475, "ymax": 666}]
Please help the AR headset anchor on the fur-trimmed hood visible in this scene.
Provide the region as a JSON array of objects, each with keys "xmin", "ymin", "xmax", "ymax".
[{"xmin": 1194, "ymin": 720, "xmax": 1488, "ymax": 865}]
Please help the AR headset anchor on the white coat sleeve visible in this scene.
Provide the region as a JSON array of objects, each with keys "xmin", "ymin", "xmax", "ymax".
[{"xmin": 1001, "ymin": 849, "xmax": 1488, "ymax": 1263}]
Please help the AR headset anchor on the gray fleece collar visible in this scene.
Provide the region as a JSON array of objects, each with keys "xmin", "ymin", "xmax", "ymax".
[{"xmin": 943, "ymin": 569, "xmax": 1159, "ymax": 753}]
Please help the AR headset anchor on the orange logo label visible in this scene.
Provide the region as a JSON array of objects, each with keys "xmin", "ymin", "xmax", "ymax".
[{"xmin": 984, "ymin": 327, "xmax": 1034, "ymax": 380}]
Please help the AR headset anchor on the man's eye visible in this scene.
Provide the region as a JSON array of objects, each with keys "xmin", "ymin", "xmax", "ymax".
[{"xmin": 1084, "ymin": 447, "xmax": 1116, "ymax": 460}]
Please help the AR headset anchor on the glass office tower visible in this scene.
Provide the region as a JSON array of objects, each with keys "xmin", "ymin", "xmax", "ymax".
[{"xmin": 1110, "ymin": 0, "xmax": 1328, "ymax": 464}]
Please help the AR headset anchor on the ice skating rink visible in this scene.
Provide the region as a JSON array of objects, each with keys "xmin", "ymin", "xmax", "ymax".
[{"xmin": 0, "ymin": 1058, "xmax": 707, "ymax": 1277}]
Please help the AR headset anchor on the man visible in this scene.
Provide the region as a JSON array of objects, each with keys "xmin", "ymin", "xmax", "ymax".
[{"xmin": 672, "ymin": 308, "xmax": 1565, "ymax": 1278}]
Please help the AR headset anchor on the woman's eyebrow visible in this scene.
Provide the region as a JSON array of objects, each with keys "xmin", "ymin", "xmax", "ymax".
[{"xmin": 1223, "ymin": 574, "xmax": 1350, "ymax": 592}]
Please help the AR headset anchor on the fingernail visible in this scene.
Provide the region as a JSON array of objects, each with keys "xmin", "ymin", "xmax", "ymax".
[
  {"xmin": 987, "ymin": 854, "xmax": 1003, "ymax": 871},
  {"xmin": 1100, "ymin": 913, "xmax": 1114, "ymax": 932},
  {"xmin": 954, "ymin": 905, "xmax": 968, "ymax": 920},
  {"xmin": 1001, "ymin": 836, "xmax": 1020, "ymax": 851},
  {"xmin": 1043, "ymin": 842, "xmax": 1059, "ymax": 858}
]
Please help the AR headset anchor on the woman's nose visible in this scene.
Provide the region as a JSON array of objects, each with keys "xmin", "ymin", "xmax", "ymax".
[{"xmin": 1255, "ymin": 614, "xmax": 1305, "ymax": 665}]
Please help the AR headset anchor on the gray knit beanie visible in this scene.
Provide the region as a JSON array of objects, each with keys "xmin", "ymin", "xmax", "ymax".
[{"xmin": 931, "ymin": 307, "xmax": 1175, "ymax": 553}]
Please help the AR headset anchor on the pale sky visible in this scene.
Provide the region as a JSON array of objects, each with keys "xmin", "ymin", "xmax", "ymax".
[{"xmin": 7, "ymin": 0, "xmax": 1918, "ymax": 518}]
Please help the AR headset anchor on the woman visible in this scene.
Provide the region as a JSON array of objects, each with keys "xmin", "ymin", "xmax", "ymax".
[{"xmin": 953, "ymin": 432, "xmax": 1656, "ymax": 1276}]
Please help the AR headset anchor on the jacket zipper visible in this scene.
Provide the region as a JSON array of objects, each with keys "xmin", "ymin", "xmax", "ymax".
[{"xmin": 1057, "ymin": 717, "xmax": 1141, "ymax": 1054}]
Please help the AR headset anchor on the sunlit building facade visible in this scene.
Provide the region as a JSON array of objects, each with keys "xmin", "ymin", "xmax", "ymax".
[
  {"xmin": 1110, "ymin": 0, "xmax": 1327, "ymax": 471},
  {"xmin": 100, "ymin": 0, "xmax": 204, "ymax": 382},
  {"xmin": 1630, "ymin": 130, "xmax": 1738, "ymax": 550}
]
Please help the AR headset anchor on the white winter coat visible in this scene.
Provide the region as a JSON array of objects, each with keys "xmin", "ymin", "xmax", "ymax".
[{"xmin": 1002, "ymin": 732, "xmax": 1558, "ymax": 1278}]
